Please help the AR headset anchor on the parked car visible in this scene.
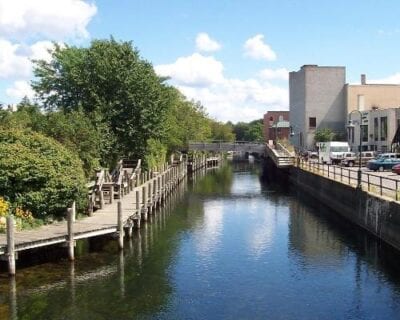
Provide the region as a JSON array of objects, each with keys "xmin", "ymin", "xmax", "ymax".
[
  {"xmin": 376, "ymin": 153, "xmax": 400, "ymax": 159},
  {"xmin": 341, "ymin": 151, "xmax": 375, "ymax": 167},
  {"xmin": 340, "ymin": 152, "xmax": 357, "ymax": 167},
  {"xmin": 367, "ymin": 158, "xmax": 400, "ymax": 171},
  {"xmin": 392, "ymin": 163, "xmax": 400, "ymax": 175}
]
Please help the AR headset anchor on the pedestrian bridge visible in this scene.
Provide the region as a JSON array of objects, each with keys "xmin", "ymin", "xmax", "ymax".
[
  {"xmin": 188, "ymin": 141, "xmax": 296, "ymax": 168},
  {"xmin": 188, "ymin": 141, "xmax": 265, "ymax": 154}
]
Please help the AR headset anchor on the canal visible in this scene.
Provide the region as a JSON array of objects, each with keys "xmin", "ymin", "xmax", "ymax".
[{"xmin": 1, "ymin": 162, "xmax": 400, "ymax": 319}]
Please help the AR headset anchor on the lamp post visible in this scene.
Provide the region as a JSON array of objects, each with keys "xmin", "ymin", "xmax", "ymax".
[{"xmin": 347, "ymin": 110, "xmax": 363, "ymax": 189}]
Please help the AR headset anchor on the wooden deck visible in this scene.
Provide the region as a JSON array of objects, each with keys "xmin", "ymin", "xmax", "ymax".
[{"xmin": 0, "ymin": 157, "xmax": 213, "ymax": 274}]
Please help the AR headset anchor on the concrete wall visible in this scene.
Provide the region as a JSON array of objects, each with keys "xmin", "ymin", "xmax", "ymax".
[
  {"xmin": 290, "ymin": 167, "xmax": 400, "ymax": 251},
  {"xmin": 289, "ymin": 65, "xmax": 346, "ymax": 151}
]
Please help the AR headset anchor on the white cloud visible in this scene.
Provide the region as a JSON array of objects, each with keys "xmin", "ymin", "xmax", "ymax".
[
  {"xmin": 156, "ymin": 53, "xmax": 288, "ymax": 122},
  {"xmin": 243, "ymin": 34, "xmax": 277, "ymax": 61},
  {"xmin": 0, "ymin": 39, "xmax": 31, "ymax": 78},
  {"xmin": 368, "ymin": 73, "xmax": 400, "ymax": 84},
  {"xmin": 6, "ymin": 80, "xmax": 34, "ymax": 100},
  {"xmin": 0, "ymin": 0, "xmax": 97, "ymax": 40},
  {"xmin": 258, "ymin": 68, "xmax": 288, "ymax": 81},
  {"xmin": 195, "ymin": 32, "xmax": 221, "ymax": 52},
  {"xmin": 0, "ymin": 39, "xmax": 58, "ymax": 80},
  {"xmin": 155, "ymin": 53, "xmax": 224, "ymax": 87}
]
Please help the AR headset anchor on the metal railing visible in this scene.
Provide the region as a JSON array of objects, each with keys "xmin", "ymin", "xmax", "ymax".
[{"xmin": 297, "ymin": 159, "xmax": 400, "ymax": 201}]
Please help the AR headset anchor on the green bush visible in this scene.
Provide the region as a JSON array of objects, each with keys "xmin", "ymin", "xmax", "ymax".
[{"xmin": 0, "ymin": 129, "xmax": 87, "ymax": 220}]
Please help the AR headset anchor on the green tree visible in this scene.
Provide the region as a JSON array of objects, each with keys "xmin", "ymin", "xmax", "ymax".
[
  {"xmin": 32, "ymin": 38, "xmax": 170, "ymax": 165},
  {"xmin": 210, "ymin": 121, "xmax": 235, "ymax": 141},
  {"xmin": 163, "ymin": 88, "xmax": 212, "ymax": 150},
  {"xmin": 232, "ymin": 119, "xmax": 263, "ymax": 142},
  {"xmin": 314, "ymin": 128, "xmax": 337, "ymax": 142}
]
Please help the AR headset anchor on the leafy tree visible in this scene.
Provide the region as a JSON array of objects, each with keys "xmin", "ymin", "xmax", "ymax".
[
  {"xmin": 41, "ymin": 110, "xmax": 102, "ymax": 177},
  {"xmin": 0, "ymin": 129, "xmax": 87, "ymax": 219},
  {"xmin": 163, "ymin": 88, "xmax": 212, "ymax": 150},
  {"xmin": 32, "ymin": 38, "xmax": 170, "ymax": 164},
  {"xmin": 210, "ymin": 121, "xmax": 235, "ymax": 141},
  {"xmin": 314, "ymin": 128, "xmax": 337, "ymax": 142},
  {"xmin": 232, "ymin": 119, "xmax": 263, "ymax": 142}
]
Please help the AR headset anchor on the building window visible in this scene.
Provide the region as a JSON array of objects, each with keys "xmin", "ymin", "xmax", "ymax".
[
  {"xmin": 361, "ymin": 125, "xmax": 368, "ymax": 142},
  {"xmin": 279, "ymin": 115, "xmax": 283, "ymax": 122},
  {"xmin": 380, "ymin": 117, "xmax": 387, "ymax": 141},
  {"xmin": 348, "ymin": 127, "xmax": 354, "ymax": 143},
  {"xmin": 374, "ymin": 118, "xmax": 379, "ymax": 141},
  {"xmin": 309, "ymin": 117, "xmax": 316, "ymax": 129}
]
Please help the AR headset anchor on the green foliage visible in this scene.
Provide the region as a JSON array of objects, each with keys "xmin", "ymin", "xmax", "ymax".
[
  {"xmin": 32, "ymin": 38, "xmax": 170, "ymax": 162},
  {"xmin": 163, "ymin": 88, "xmax": 213, "ymax": 150},
  {"xmin": 210, "ymin": 121, "xmax": 235, "ymax": 141},
  {"xmin": 0, "ymin": 129, "xmax": 87, "ymax": 220},
  {"xmin": 40, "ymin": 110, "xmax": 102, "ymax": 177},
  {"xmin": 144, "ymin": 138, "xmax": 167, "ymax": 170},
  {"xmin": 232, "ymin": 119, "xmax": 263, "ymax": 142},
  {"xmin": 314, "ymin": 128, "xmax": 337, "ymax": 142},
  {"xmin": 0, "ymin": 104, "xmax": 102, "ymax": 177}
]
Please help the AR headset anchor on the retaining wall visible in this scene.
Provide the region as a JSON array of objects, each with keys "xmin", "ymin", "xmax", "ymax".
[{"xmin": 290, "ymin": 167, "xmax": 400, "ymax": 251}]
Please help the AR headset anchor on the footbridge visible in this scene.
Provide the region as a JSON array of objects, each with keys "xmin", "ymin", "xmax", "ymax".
[
  {"xmin": 188, "ymin": 141, "xmax": 296, "ymax": 168},
  {"xmin": 188, "ymin": 141, "xmax": 265, "ymax": 154}
]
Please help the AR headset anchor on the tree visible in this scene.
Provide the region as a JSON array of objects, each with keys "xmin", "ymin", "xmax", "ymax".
[
  {"xmin": 314, "ymin": 128, "xmax": 337, "ymax": 142},
  {"xmin": 210, "ymin": 121, "xmax": 235, "ymax": 141},
  {"xmin": 32, "ymin": 38, "xmax": 170, "ymax": 165},
  {"xmin": 232, "ymin": 119, "xmax": 263, "ymax": 142}
]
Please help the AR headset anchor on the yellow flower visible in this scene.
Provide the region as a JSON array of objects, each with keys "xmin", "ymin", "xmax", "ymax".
[{"xmin": 0, "ymin": 197, "xmax": 9, "ymax": 217}]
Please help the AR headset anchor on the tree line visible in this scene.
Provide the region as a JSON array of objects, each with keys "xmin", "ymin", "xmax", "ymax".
[{"xmin": 0, "ymin": 37, "xmax": 263, "ymax": 225}]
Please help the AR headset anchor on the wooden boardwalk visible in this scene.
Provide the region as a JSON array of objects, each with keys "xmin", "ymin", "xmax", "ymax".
[{"xmin": 0, "ymin": 156, "xmax": 217, "ymax": 274}]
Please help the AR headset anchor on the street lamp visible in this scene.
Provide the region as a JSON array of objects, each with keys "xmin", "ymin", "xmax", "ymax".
[{"xmin": 347, "ymin": 110, "xmax": 363, "ymax": 189}]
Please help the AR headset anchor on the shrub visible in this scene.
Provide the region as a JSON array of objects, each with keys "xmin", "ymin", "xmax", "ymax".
[{"xmin": 0, "ymin": 129, "xmax": 87, "ymax": 220}]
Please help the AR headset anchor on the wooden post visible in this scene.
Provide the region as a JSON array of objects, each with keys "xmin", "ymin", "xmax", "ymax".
[
  {"xmin": 148, "ymin": 181, "xmax": 153, "ymax": 214},
  {"xmin": 6, "ymin": 216, "xmax": 16, "ymax": 276},
  {"xmin": 72, "ymin": 201, "xmax": 76, "ymax": 222},
  {"xmin": 110, "ymin": 185, "xmax": 114, "ymax": 204},
  {"xmin": 142, "ymin": 185, "xmax": 148, "ymax": 221},
  {"xmin": 135, "ymin": 190, "xmax": 141, "ymax": 229},
  {"xmin": 67, "ymin": 208, "xmax": 75, "ymax": 261},
  {"xmin": 117, "ymin": 201, "xmax": 124, "ymax": 250},
  {"xmin": 99, "ymin": 190, "xmax": 104, "ymax": 209}
]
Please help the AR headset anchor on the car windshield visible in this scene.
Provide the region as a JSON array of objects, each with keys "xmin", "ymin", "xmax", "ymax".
[{"xmin": 331, "ymin": 147, "xmax": 348, "ymax": 152}]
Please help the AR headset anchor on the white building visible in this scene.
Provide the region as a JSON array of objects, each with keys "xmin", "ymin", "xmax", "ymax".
[{"xmin": 347, "ymin": 107, "xmax": 400, "ymax": 153}]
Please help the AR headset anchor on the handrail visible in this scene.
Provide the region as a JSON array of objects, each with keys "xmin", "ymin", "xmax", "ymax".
[{"xmin": 297, "ymin": 159, "xmax": 400, "ymax": 201}]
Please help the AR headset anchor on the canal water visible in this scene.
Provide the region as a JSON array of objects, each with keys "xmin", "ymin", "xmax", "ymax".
[{"xmin": 1, "ymin": 163, "xmax": 400, "ymax": 319}]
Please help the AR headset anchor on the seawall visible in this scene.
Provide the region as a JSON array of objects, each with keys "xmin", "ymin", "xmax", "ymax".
[{"xmin": 289, "ymin": 167, "xmax": 400, "ymax": 251}]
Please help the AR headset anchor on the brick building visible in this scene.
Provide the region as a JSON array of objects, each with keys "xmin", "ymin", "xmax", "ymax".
[{"xmin": 263, "ymin": 111, "xmax": 290, "ymax": 143}]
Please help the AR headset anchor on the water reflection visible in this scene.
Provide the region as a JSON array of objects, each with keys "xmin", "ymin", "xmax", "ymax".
[
  {"xmin": 194, "ymin": 201, "xmax": 224, "ymax": 258},
  {"xmin": 0, "ymin": 163, "xmax": 400, "ymax": 319}
]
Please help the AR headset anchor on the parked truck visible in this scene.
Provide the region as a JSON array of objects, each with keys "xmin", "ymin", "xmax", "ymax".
[{"xmin": 316, "ymin": 141, "xmax": 350, "ymax": 165}]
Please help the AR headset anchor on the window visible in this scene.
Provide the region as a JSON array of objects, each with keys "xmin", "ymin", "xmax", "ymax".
[
  {"xmin": 361, "ymin": 125, "xmax": 368, "ymax": 142},
  {"xmin": 279, "ymin": 115, "xmax": 283, "ymax": 121},
  {"xmin": 348, "ymin": 127, "xmax": 354, "ymax": 143},
  {"xmin": 309, "ymin": 117, "xmax": 316, "ymax": 129},
  {"xmin": 374, "ymin": 118, "xmax": 379, "ymax": 141},
  {"xmin": 380, "ymin": 117, "xmax": 387, "ymax": 141}
]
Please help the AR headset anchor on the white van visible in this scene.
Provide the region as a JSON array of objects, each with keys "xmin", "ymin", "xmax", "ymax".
[{"xmin": 316, "ymin": 141, "xmax": 350, "ymax": 165}]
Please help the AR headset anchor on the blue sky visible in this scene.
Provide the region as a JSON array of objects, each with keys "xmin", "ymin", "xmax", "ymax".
[{"xmin": 1, "ymin": 0, "xmax": 400, "ymax": 122}]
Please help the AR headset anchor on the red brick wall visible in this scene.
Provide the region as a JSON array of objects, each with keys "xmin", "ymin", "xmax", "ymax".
[{"xmin": 263, "ymin": 111, "xmax": 290, "ymax": 142}]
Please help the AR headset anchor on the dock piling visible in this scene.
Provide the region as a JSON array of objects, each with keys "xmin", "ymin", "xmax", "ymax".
[
  {"xmin": 6, "ymin": 215, "xmax": 16, "ymax": 276},
  {"xmin": 117, "ymin": 201, "xmax": 124, "ymax": 249},
  {"xmin": 67, "ymin": 207, "xmax": 75, "ymax": 261}
]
